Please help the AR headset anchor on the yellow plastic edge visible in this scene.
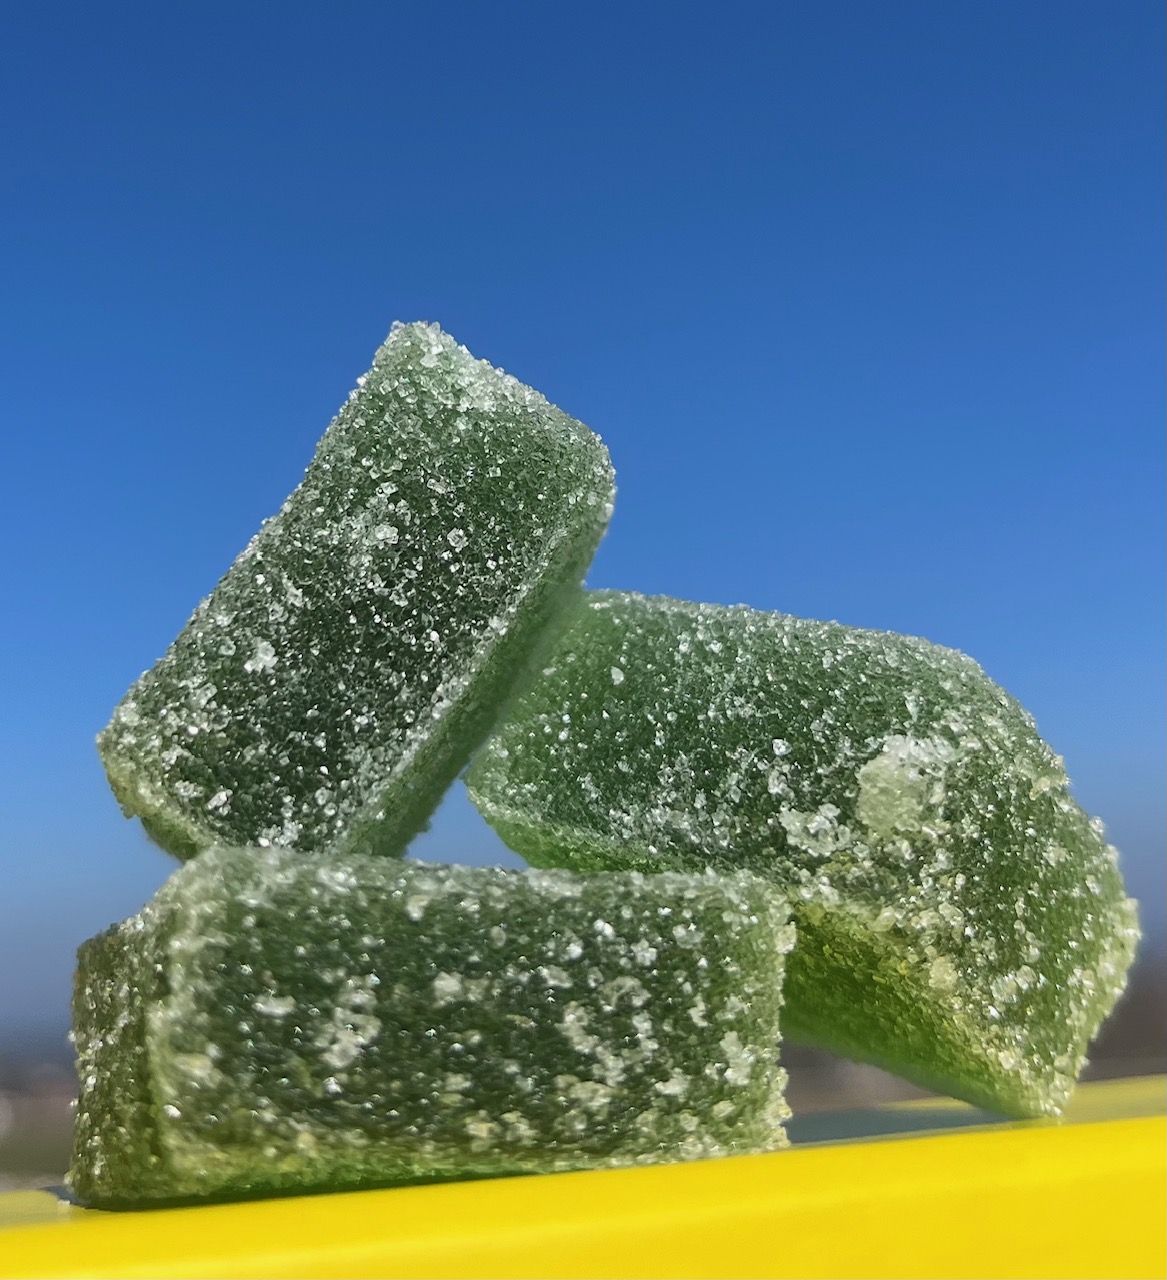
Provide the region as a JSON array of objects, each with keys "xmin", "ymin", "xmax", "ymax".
[{"xmin": 2, "ymin": 1078, "xmax": 1163, "ymax": 1280}]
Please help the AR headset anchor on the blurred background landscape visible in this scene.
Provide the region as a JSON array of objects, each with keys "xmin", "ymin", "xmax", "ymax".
[{"xmin": 1, "ymin": 2, "xmax": 1162, "ymax": 1188}]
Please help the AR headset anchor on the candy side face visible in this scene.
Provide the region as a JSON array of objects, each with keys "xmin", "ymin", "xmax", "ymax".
[
  {"xmin": 69, "ymin": 912, "xmax": 171, "ymax": 1206},
  {"xmin": 98, "ymin": 323, "xmax": 615, "ymax": 861},
  {"xmin": 467, "ymin": 590, "xmax": 1140, "ymax": 1117},
  {"xmin": 68, "ymin": 849, "xmax": 793, "ymax": 1207}
]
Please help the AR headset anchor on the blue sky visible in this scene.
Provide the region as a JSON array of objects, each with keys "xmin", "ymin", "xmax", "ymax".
[{"xmin": 1, "ymin": 2, "xmax": 1163, "ymax": 1040}]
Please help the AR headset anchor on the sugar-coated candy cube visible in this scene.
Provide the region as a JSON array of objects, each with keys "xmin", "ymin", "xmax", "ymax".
[
  {"xmin": 98, "ymin": 323, "xmax": 614, "ymax": 861},
  {"xmin": 467, "ymin": 590, "xmax": 1139, "ymax": 1118},
  {"xmin": 69, "ymin": 847, "xmax": 794, "ymax": 1207}
]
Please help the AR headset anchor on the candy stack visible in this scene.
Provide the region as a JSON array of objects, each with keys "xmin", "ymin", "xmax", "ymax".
[{"xmin": 70, "ymin": 324, "xmax": 1137, "ymax": 1208}]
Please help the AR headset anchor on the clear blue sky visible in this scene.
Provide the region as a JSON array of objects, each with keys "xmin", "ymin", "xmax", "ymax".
[{"xmin": 1, "ymin": 2, "xmax": 1163, "ymax": 1042}]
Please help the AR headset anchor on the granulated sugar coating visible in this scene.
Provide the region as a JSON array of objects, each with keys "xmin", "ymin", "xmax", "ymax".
[
  {"xmin": 98, "ymin": 323, "xmax": 614, "ymax": 861},
  {"xmin": 467, "ymin": 591, "xmax": 1140, "ymax": 1118},
  {"xmin": 68, "ymin": 848, "xmax": 794, "ymax": 1207}
]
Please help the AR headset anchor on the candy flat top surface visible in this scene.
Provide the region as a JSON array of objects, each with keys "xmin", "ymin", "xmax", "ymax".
[
  {"xmin": 99, "ymin": 323, "xmax": 614, "ymax": 861},
  {"xmin": 3, "ymin": 1077, "xmax": 1163, "ymax": 1279},
  {"xmin": 70, "ymin": 853, "xmax": 793, "ymax": 1205},
  {"xmin": 468, "ymin": 591, "xmax": 1139, "ymax": 1115}
]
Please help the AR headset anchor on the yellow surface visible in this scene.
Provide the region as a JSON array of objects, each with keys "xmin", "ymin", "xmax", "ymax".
[{"xmin": 1, "ymin": 1076, "xmax": 1163, "ymax": 1279}]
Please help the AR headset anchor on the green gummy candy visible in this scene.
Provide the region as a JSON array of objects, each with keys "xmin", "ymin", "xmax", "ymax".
[
  {"xmin": 69, "ymin": 847, "xmax": 793, "ymax": 1207},
  {"xmin": 98, "ymin": 323, "xmax": 614, "ymax": 861},
  {"xmin": 467, "ymin": 591, "xmax": 1139, "ymax": 1118}
]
